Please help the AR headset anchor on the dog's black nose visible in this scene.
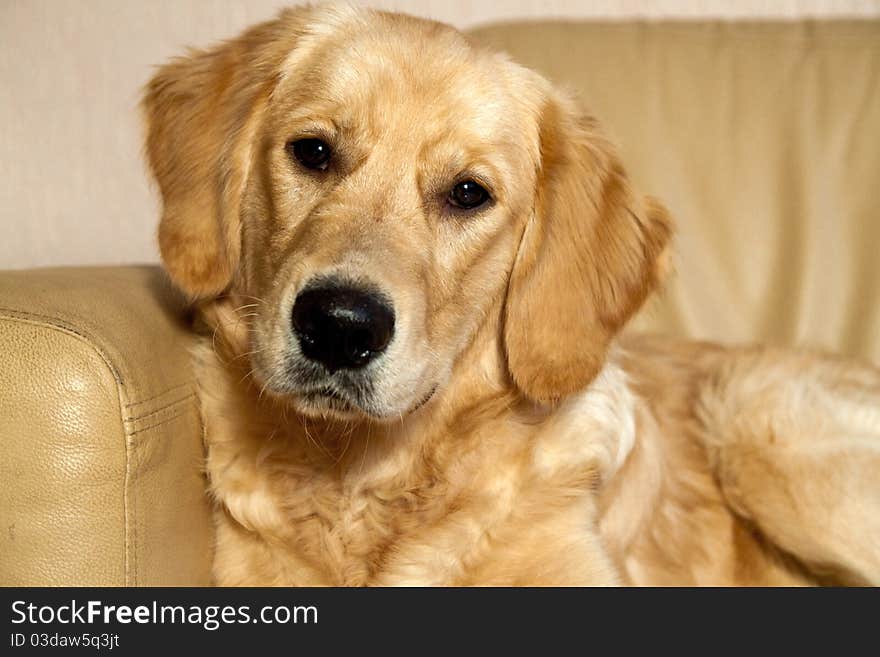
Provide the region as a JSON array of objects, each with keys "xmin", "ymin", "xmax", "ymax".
[{"xmin": 291, "ymin": 284, "xmax": 395, "ymax": 372}]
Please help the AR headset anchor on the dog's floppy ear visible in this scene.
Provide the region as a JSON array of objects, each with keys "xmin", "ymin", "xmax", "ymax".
[
  {"xmin": 142, "ymin": 12, "xmax": 304, "ymax": 298},
  {"xmin": 504, "ymin": 93, "xmax": 673, "ymax": 403}
]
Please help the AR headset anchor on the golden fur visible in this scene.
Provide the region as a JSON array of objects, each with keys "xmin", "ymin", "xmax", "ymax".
[{"xmin": 143, "ymin": 5, "xmax": 880, "ymax": 586}]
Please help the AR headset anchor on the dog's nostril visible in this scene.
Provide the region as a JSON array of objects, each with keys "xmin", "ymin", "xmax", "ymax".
[{"xmin": 291, "ymin": 283, "xmax": 395, "ymax": 372}]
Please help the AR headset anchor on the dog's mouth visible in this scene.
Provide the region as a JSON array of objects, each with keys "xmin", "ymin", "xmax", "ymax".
[
  {"xmin": 409, "ymin": 384, "xmax": 438, "ymax": 413},
  {"xmin": 297, "ymin": 386, "xmax": 361, "ymax": 416},
  {"xmin": 271, "ymin": 348, "xmax": 439, "ymax": 421},
  {"xmin": 291, "ymin": 382, "xmax": 438, "ymax": 421}
]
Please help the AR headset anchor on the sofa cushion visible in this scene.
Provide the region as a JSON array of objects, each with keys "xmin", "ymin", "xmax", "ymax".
[{"xmin": 0, "ymin": 266, "xmax": 212, "ymax": 585}]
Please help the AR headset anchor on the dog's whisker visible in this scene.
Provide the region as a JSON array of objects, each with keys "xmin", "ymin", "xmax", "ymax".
[
  {"xmin": 359, "ymin": 422, "xmax": 373, "ymax": 476},
  {"xmin": 231, "ymin": 347, "xmax": 265, "ymax": 363},
  {"xmin": 209, "ymin": 324, "xmax": 233, "ymax": 366},
  {"xmin": 231, "ymin": 303, "xmax": 261, "ymax": 312},
  {"xmin": 302, "ymin": 418, "xmax": 336, "ymax": 462},
  {"xmin": 238, "ymin": 367, "xmax": 261, "ymax": 386},
  {"xmin": 258, "ymin": 371, "xmax": 279, "ymax": 404},
  {"xmin": 236, "ymin": 294, "xmax": 269, "ymax": 307},
  {"xmin": 333, "ymin": 418, "xmax": 359, "ymax": 466}
]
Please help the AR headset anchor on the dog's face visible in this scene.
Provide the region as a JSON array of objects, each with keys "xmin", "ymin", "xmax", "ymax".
[
  {"xmin": 145, "ymin": 6, "xmax": 672, "ymax": 421},
  {"xmin": 239, "ymin": 16, "xmax": 543, "ymax": 419}
]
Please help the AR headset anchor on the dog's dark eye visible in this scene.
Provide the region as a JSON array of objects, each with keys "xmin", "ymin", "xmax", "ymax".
[
  {"xmin": 287, "ymin": 138, "xmax": 332, "ymax": 171},
  {"xmin": 449, "ymin": 180, "xmax": 490, "ymax": 210}
]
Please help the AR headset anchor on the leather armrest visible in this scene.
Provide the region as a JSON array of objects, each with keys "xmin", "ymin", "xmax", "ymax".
[{"xmin": 0, "ymin": 266, "xmax": 212, "ymax": 585}]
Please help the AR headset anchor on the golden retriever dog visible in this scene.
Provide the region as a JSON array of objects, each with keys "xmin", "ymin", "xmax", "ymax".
[{"xmin": 143, "ymin": 4, "xmax": 880, "ymax": 585}]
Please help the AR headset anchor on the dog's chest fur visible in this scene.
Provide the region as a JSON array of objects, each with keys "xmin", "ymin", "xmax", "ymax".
[
  {"xmin": 197, "ymin": 343, "xmax": 637, "ymax": 586},
  {"xmin": 220, "ymin": 456, "xmax": 455, "ymax": 586}
]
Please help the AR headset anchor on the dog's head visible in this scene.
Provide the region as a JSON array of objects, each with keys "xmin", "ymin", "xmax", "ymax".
[{"xmin": 144, "ymin": 5, "xmax": 672, "ymax": 421}]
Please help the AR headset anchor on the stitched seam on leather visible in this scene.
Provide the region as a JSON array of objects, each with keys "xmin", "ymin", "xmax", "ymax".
[
  {"xmin": 125, "ymin": 382, "xmax": 193, "ymax": 410},
  {"xmin": 0, "ymin": 310, "xmax": 124, "ymax": 384},
  {"xmin": 125, "ymin": 393, "xmax": 196, "ymax": 422},
  {"xmin": 124, "ymin": 386, "xmax": 197, "ymax": 583},
  {"xmin": 0, "ymin": 313, "xmax": 133, "ymax": 585},
  {"xmin": 127, "ymin": 411, "xmax": 190, "ymax": 437},
  {"xmin": 125, "ymin": 400, "xmax": 195, "ymax": 436},
  {"xmin": 128, "ymin": 405, "xmax": 192, "ymax": 586},
  {"xmin": 123, "ymin": 395, "xmax": 198, "ymax": 584},
  {"xmin": 129, "ymin": 428, "xmax": 138, "ymax": 587}
]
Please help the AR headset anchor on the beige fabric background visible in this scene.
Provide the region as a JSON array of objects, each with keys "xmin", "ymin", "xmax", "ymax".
[{"xmin": 1, "ymin": 0, "xmax": 879, "ymax": 270}]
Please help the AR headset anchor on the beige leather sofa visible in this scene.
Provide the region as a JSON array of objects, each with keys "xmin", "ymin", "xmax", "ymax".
[{"xmin": 1, "ymin": 20, "xmax": 878, "ymax": 586}]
